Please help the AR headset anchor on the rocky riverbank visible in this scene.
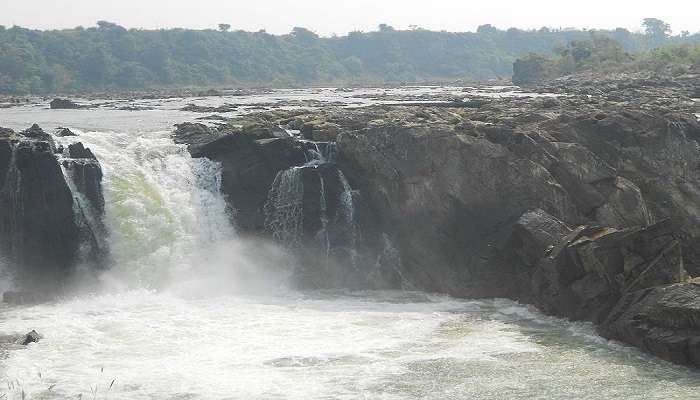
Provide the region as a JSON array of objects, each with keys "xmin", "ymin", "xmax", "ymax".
[{"xmin": 173, "ymin": 77, "xmax": 700, "ymax": 366}]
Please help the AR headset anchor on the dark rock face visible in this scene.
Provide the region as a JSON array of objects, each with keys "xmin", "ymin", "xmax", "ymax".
[
  {"xmin": 0, "ymin": 126, "xmax": 106, "ymax": 290},
  {"xmin": 177, "ymin": 129, "xmax": 306, "ymax": 233},
  {"xmin": 517, "ymin": 216, "xmax": 687, "ymax": 323},
  {"xmin": 174, "ymin": 122, "xmax": 400, "ymax": 289},
  {"xmin": 601, "ymin": 283, "xmax": 700, "ymax": 367},
  {"xmin": 335, "ymin": 105, "xmax": 700, "ymax": 298},
  {"xmin": 50, "ymin": 98, "xmax": 81, "ymax": 109}
]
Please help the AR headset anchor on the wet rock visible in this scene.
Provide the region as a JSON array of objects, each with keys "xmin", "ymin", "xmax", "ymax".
[
  {"xmin": 530, "ymin": 219, "xmax": 688, "ymax": 323},
  {"xmin": 56, "ymin": 127, "xmax": 77, "ymax": 137},
  {"xmin": 67, "ymin": 142, "xmax": 97, "ymax": 160},
  {"xmin": 63, "ymin": 142, "xmax": 105, "ymax": 216},
  {"xmin": 50, "ymin": 98, "xmax": 81, "ymax": 109},
  {"xmin": 173, "ymin": 123, "xmax": 222, "ymax": 156},
  {"xmin": 180, "ymin": 103, "xmax": 238, "ymax": 113},
  {"xmin": 194, "ymin": 133, "xmax": 305, "ymax": 233},
  {"xmin": 510, "ymin": 209, "xmax": 571, "ymax": 268},
  {"xmin": 600, "ymin": 283, "xmax": 700, "ymax": 366},
  {"xmin": 21, "ymin": 124, "xmax": 56, "ymax": 150},
  {"xmin": 0, "ymin": 127, "xmax": 17, "ymax": 139},
  {"xmin": 0, "ymin": 125, "xmax": 106, "ymax": 290},
  {"xmin": 21, "ymin": 330, "xmax": 42, "ymax": 345}
]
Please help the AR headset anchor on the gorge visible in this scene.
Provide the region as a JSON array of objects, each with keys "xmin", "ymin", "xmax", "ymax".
[{"xmin": 1, "ymin": 80, "xmax": 700, "ymax": 398}]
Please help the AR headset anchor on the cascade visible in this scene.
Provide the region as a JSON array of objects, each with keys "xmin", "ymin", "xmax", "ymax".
[
  {"xmin": 264, "ymin": 167, "xmax": 304, "ymax": 249},
  {"xmin": 264, "ymin": 135, "xmax": 358, "ymax": 276},
  {"xmin": 54, "ymin": 129, "xmax": 237, "ymax": 286},
  {"xmin": 337, "ymin": 169, "xmax": 358, "ymax": 270},
  {"xmin": 58, "ymin": 157, "xmax": 105, "ymax": 264},
  {"xmin": 0, "ymin": 143, "xmax": 21, "ymax": 263}
]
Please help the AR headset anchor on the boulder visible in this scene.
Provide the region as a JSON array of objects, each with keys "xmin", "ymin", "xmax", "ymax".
[
  {"xmin": 21, "ymin": 330, "xmax": 42, "ymax": 345},
  {"xmin": 56, "ymin": 127, "xmax": 77, "ymax": 137},
  {"xmin": 21, "ymin": 124, "xmax": 56, "ymax": 150},
  {"xmin": 601, "ymin": 283, "xmax": 700, "ymax": 366},
  {"xmin": 530, "ymin": 219, "xmax": 688, "ymax": 323},
  {"xmin": 510, "ymin": 209, "xmax": 571, "ymax": 268},
  {"xmin": 50, "ymin": 98, "xmax": 81, "ymax": 109}
]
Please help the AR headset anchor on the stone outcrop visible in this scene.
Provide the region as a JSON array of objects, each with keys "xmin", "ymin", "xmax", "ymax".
[
  {"xmin": 512, "ymin": 212, "xmax": 688, "ymax": 323},
  {"xmin": 173, "ymin": 81, "xmax": 700, "ymax": 365},
  {"xmin": 174, "ymin": 121, "xmax": 401, "ymax": 289},
  {"xmin": 49, "ymin": 98, "xmax": 82, "ymax": 109},
  {"xmin": 601, "ymin": 283, "xmax": 700, "ymax": 367},
  {"xmin": 174, "ymin": 122, "xmax": 306, "ymax": 233},
  {"xmin": 0, "ymin": 125, "xmax": 106, "ymax": 291}
]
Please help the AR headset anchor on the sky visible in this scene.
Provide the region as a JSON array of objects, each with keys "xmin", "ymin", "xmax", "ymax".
[{"xmin": 1, "ymin": 0, "xmax": 698, "ymax": 36}]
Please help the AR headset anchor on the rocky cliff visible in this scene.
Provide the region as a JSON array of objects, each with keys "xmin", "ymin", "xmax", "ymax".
[
  {"xmin": 174, "ymin": 81, "xmax": 700, "ymax": 366},
  {"xmin": 0, "ymin": 125, "xmax": 106, "ymax": 292}
]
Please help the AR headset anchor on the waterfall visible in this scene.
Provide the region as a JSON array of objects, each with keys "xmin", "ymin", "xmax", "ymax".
[
  {"xmin": 316, "ymin": 174, "xmax": 331, "ymax": 263},
  {"xmin": 337, "ymin": 170, "xmax": 358, "ymax": 270},
  {"xmin": 54, "ymin": 129, "xmax": 237, "ymax": 287},
  {"xmin": 264, "ymin": 167, "xmax": 304, "ymax": 249},
  {"xmin": 0, "ymin": 143, "xmax": 21, "ymax": 275},
  {"xmin": 264, "ymin": 135, "xmax": 360, "ymax": 283},
  {"xmin": 58, "ymin": 158, "xmax": 106, "ymax": 264},
  {"xmin": 301, "ymin": 140, "xmax": 337, "ymax": 165}
]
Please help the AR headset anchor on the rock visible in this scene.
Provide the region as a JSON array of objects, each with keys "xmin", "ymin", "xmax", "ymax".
[
  {"xmin": 21, "ymin": 124, "xmax": 56, "ymax": 150},
  {"xmin": 0, "ymin": 125, "xmax": 106, "ymax": 290},
  {"xmin": 21, "ymin": 330, "xmax": 42, "ymax": 345},
  {"xmin": 50, "ymin": 98, "xmax": 82, "ymax": 109},
  {"xmin": 510, "ymin": 209, "xmax": 571, "ymax": 268},
  {"xmin": 56, "ymin": 127, "xmax": 76, "ymax": 137},
  {"xmin": 173, "ymin": 123, "xmax": 222, "ymax": 156},
  {"xmin": 530, "ymin": 219, "xmax": 688, "ymax": 323},
  {"xmin": 67, "ymin": 142, "xmax": 97, "ymax": 160},
  {"xmin": 0, "ymin": 127, "xmax": 17, "ymax": 139},
  {"xmin": 600, "ymin": 284, "xmax": 700, "ymax": 366},
  {"xmin": 63, "ymin": 143, "xmax": 105, "ymax": 217},
  {"xmin": 191, "ymin": 132, "xmax": 305, "ymax": 233},
  {"xmin": 180, "ymin": 103, "xmax": 238, "ymax": 113}
]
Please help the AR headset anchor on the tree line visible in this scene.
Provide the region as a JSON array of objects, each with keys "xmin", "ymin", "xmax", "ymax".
[
  {"xmin": 0, "ymin": 19, "xmax": 698, "ymax": 94},
  {"xmin": 513, "ymin": 19, "xmax": 700, "ymax": 84}
]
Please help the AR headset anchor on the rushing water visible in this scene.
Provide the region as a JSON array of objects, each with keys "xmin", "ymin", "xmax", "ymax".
[{"xmin": 1, "ymin": 89, "xmax": 700, "ymax": 399}]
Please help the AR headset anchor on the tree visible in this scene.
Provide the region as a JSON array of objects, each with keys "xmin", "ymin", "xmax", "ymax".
[
  {"xmin": 290, "ymin": 27, "xmax": 319, "ymax": 43},
  {"xmin": 218, "ymin": 24, "xmax": 231, "ymax": 32},
  {"xmin": 477, "ymin": 24, "xmax": 499, "ymax": 34},
  {"xmin": 378, "ymin": 24, "xmax": 394, "ymax": 33},
  {"xmin": 643, "ymin": 18, "xmax": 671, "ymax": 46},
  {"xmin": 512, "ymin": 53, "xmax": 557, "ymax": 85},
  {"xmin": 96, "ymin": 21, "xmax": 126, "ymax": 32}
]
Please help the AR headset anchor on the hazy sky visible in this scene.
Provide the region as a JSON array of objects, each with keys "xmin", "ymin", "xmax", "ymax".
[{"xmin": 1, "ymin": 0, "xmax": 698, "ymax": 36}]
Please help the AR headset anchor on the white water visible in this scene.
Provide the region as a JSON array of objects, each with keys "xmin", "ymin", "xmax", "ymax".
[{"xmin": 1, "ymin": 93, "xmax": 700, "ymax": 399}]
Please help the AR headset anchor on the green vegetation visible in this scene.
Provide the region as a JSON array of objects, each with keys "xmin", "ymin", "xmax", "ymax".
[
  {"xmin": 513, "ymin": 21, "xmax": 700, "ymax": 84},
  {"xmin": 0, "ymin": 20, "xmax": 698, "ymax": 94}
]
